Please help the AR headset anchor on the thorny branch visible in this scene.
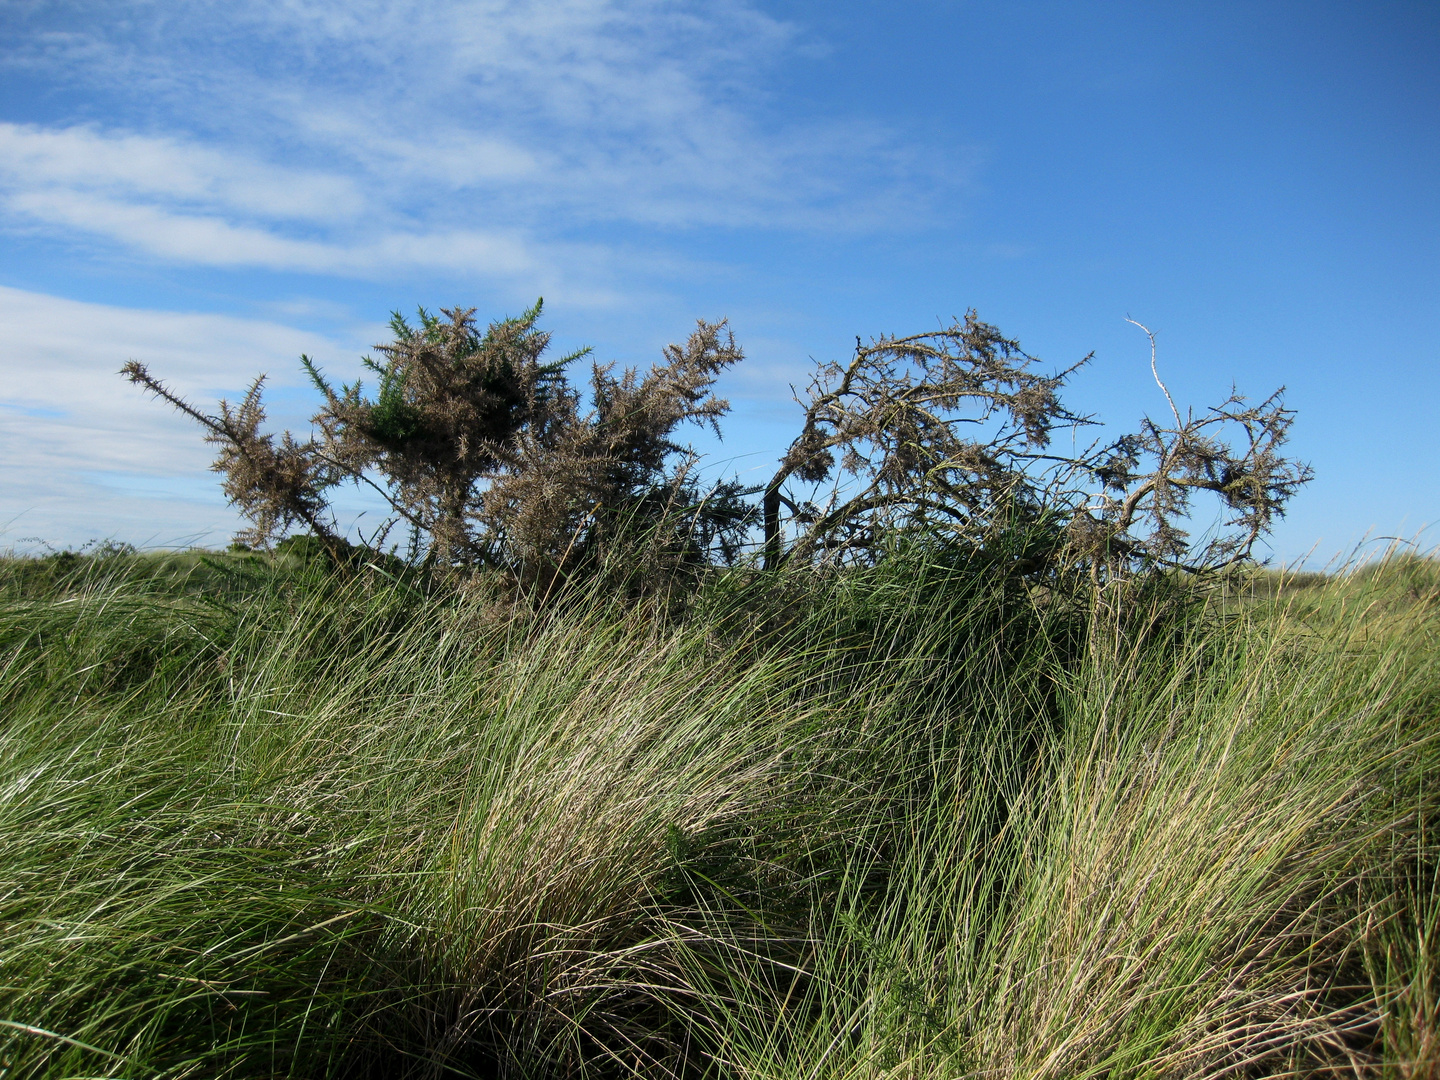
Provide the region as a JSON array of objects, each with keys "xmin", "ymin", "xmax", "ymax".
[{"xmin": 762, "ymin": 313, "xmax": 1311, "ymax": 579}]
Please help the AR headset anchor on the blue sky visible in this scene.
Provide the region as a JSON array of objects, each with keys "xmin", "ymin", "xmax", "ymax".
[{"xmin": 1, "ymin": 0, "xmax": 1435, "ymax": 564}]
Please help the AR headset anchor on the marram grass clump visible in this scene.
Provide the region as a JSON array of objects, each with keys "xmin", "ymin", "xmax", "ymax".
[{"xmin": 0, "ymin": 551, "xmax": 1435, "ymax": 1078}]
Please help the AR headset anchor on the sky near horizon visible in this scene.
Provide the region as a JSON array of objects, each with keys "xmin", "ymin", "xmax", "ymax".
[{"xmin": 0, "ymin": 0, "xmax": 1435, "ymax": 565}]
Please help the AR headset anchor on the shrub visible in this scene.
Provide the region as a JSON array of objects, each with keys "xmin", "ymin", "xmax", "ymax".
[{"xmin": 123, "ymin": 306, "xmax": 1310, "ymax": 594}]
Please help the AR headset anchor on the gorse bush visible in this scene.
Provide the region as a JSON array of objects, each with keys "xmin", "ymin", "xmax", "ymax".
[
  {"xmin": 124, "ymin": 303, "xmax": 752, "ymax": 593},
  {"xmin": 122, "ymin": 305, "xmax": 1310, "ymax": 594}
]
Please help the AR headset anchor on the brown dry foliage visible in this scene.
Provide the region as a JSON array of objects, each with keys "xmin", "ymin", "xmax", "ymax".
[
  {"xmin": 303, "ymin": 303, "xmax": 570, "ymax": 568},
  {"xmin": 763, "ymin": 311, "xmax": 1091, "ymax": 568},
  {"xmin": 123, "ymin": 304, "xmax": 1311, "ymax": 588},
  {"xmin": 762, "ymin": 312, "xmax": 1311, "ymax": 580},
  {"xmin": 481, "ymin": 317, "xmax": 749, "ymax": 589},
  {"xmin": 119, "ymin": 362, "xmax": 346, "ymax": 557},
  {"xmin": 125, "ymin": 302, "xmax": 752, "ymax": 589},
  {"xmin": 1066, "ymin": 320, "xmax": 1315, "ymax": 578}
]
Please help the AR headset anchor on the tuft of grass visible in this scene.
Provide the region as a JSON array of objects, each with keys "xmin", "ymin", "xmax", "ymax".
[
  {"xmin": 0, "ymin": 551, "xmax": 1436, "ymax": 1077},
  {"xmin": 664, "ymin": 559, "xmax": 1440, "ymax": 1079}
]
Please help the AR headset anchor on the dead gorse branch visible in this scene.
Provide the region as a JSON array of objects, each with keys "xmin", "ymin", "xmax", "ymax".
[
  {"xmin": 120, "ymin": 362, "xmax": 346, "ymax": 559},
  {"xmin": 763, "ymin": 311, "xmax": 1092, "ymax": 569},
  {"xmin": 1063, "ymin": 319, "xmax": 1315, "ymax": 579}
]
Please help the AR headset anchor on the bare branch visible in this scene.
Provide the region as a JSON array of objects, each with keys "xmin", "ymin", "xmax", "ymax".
[{"xmin": 1125, "ymin": 316, "xmax": 1183, "ymax": 430}]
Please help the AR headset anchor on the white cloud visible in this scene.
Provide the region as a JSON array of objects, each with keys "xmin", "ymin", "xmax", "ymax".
[
  {"xmin": 0, "ymin": 122, "xmax": 365, "ymax": 221},
  {"xmin": 6, "ymin": 190, "xmax": 343, "ymax": 269},
  {"xmin": 4, "ymin": 184, "xmax": 540, "ymax": 276},
  {"xmin": 0, "ymin": 0, "xmax": 959, "ymax": 277}
]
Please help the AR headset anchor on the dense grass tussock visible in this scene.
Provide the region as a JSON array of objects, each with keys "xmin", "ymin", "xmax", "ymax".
[{"xmin": 0, "ymin": 548, "xmax": 1436, "ymax": 1079}]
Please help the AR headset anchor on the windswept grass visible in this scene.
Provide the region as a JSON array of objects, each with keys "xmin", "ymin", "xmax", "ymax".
[{"xmin": 0, "ymin": 551, "xmax": 1435, "ymax": 1078}]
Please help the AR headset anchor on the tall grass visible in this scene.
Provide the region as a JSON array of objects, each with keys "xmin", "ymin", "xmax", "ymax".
[{"xmin": 0, "ymin": 550, "xmax": 1435, "ymax": 1077}]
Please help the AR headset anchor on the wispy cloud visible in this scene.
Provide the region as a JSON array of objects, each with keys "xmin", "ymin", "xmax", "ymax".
[
  {"xmin": 0, "ymin": 1, "xmax": 963, "ymax": 279},
  {"xmin": 5, "ymin": 182, "xmax": 542, "ymax": 276},
  {"xmin": 0, "ymin": 121, "xmax": 550, "ymax": 277},
  {"xmin": 0, "ymin": 123, "xmax": 364, "ymax": 220}
]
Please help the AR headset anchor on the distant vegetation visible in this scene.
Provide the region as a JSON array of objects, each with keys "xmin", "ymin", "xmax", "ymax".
[{"xmin": 2, "ymin": 307, "xmax": 1433, "ymax": 1078}]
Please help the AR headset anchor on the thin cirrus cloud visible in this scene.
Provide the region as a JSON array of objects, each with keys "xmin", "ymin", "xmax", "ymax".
[
  {"xmin": 0, "ymin": 122, "xmax": 543, "ymax": 277},
  {"xmin": 0, "ymin": 0, "xmax": 957, "ymax": 279},
  {"xmin": 0, "ymin": 123, "xmax": 365, "ymax": 221},
  {"xmin": 6, "ymin": 184, "xmax": 541, "ymax": 277}
]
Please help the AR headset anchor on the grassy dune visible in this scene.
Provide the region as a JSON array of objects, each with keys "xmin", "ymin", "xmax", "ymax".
[{"xmin": 0, "ymin": 550, "xmax": 1435, "ymax": 1078}]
